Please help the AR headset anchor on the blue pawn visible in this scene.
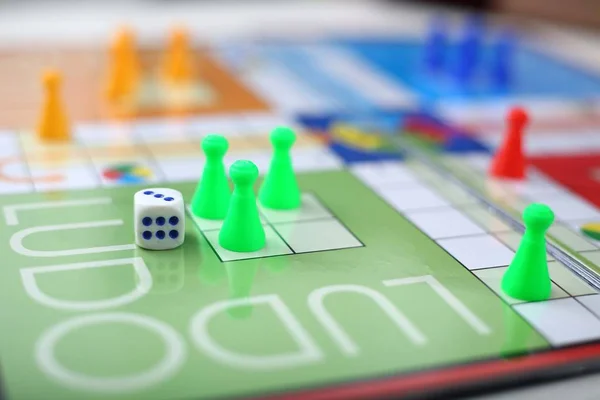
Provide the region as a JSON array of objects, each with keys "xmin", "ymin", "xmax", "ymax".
[
  {"xmin": 454, "ymin": 15, "xmax": 484, "ymax": 84},
  {"xmin": 423, "ymin": 15, "xmax": 448, "ymax": 72},
  {"xmin": 491, "ymin": 30, "xmax": 514, "ymax": 88}
]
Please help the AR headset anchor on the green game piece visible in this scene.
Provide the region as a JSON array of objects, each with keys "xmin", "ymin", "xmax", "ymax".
[
  {"xmin": 190, "ymin": 135, "xmax": 231, "ymax": 219},
  {"xmin": 219, "ymin": 160, "xmax": 266, "ymax": 252},
  {"xmin": 501, "ymin": 203, "xmax": 555, "ymax": 302},
  {"xmin": 259, "ymin": 126, "xmax": 301, "ymax": 210}
]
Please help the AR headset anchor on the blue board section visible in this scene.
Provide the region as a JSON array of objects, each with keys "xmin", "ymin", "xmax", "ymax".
[
  {"xmin": 258, "ymin": 44, "xmax": 378, "ymax": 112},
  {"xmin": 339, "ymin": 38, "xmax": 600, "ymax": 102}
]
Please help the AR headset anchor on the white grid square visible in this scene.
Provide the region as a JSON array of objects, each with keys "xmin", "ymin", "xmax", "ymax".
[
  {"xmin": 377, "ymin": 184, "xmax": 450, "ymax": 212},
  {"xmin": 515, "ymin": 298, "xmax": 600, "ymax": 346},
  {"xmin": 576, "ymin": 294, "xmax": 600, "ymax": 318},
  {"xmin": 437, "ymin": 234, "xmax": 515, "ymax": 270},
  {"xmin": 31, "ymin": 163, "xmax": 99, "ymax": 192},
  {"xmin": 458, "ymin": 204, "xmax": 512, "ymax": 233},
  {"xmin": 259, "ymin": 193, "xmax": 331, "ymax": 224},
  {"xmin": 351, "ymin": 161, "xmax": 418, "ymax": 188},
  {"xmin": 275, "ymin": 219, "xmax": 362, "ymax": 253},
  {"xmin": 405, "ymin": 207, "xmax": 484, "ymax": 239},
  {"xmin": 158, "ymin": 157, "xmax": 206, "ymax": 183},
  {"xmin": 203, "ymin": 226, "xmax": 292, "ymax": 261},
  {"xmin": 474, "ymin": 266, "xmax": 568, "ymax": 304},
  {"xmin": 292, "ymin": 147, "xmax": 343, "ymax": 173}
]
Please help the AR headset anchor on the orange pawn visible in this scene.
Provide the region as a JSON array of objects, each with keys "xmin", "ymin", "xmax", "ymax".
[
  {"xmin": 489, "ymin": 107, "xmax": 528, "ymax": 180},
  {"xmin": 163, "ymin": 26, "xmax": 193, "ymax": 83},
  {"xmin": 105, "ymin": 27, "xmax": 139, "ymax": 101},
  {"xmin": 37, "ymin": 70, "xmax": 70, "ymax": 142}
]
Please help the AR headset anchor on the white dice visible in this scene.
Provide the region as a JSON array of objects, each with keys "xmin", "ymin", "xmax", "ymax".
[{"xmin": 134, "ymin": 188, "xmax": 185, "ymax": 250}]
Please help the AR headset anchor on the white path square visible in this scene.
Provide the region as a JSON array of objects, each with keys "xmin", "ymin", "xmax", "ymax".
[
  {"xmin": 31, "ymin": 163, "xmax": 99, "ymax": 192},
  {"xmin": 352, "ymin": 161, "xmax": 418, "ymax": 188},
  {"xmin": 515, "ymin": 298, "xmax": 600, "ymax": 346},
  {"xmin": 437, "ymin": 234, "xmax": 515, "ymax": 270},
  {"xmin": 293, "ymin": 147, "xmax": 343, "ymax": 172},
  {"xmin": 577, "ymin": 294, "xmax": 600, "ymax": 317},
  {"xmin": 377, "ymin": 184, "xmax": 450, "ymax": 212},
  {"xmin": 259, "ymin": 193, "xmax": 331, "ymax": 224},
  {"xmin": 157, "ymin": 157, "xmax": 205, "ymax": 183},
  {"xmin": 203, "ymin": 226, "xmax": 291, "ymax": 262},
  {"xmin": 405, "ymin": 207, "xmax": 484, "ymax": 239},
  {"xmin": 275, "ymin": 219, "xmax": 362, "ymax": 253}
]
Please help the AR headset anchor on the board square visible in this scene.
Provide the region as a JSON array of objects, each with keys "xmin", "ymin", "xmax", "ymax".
[
  {"xmin": 474, "ymin": 266, "xmax": 568, "ymax": 305},
  {"xmin": 458, "ymin": 204, "xmax": 512, "ymax": 233},
  {"xmin": 203, "ymin": 226, "xmax": 292, "ymax": 262},
  {"xmin": 274, "ymin": 219, "xmax": 362, "ymax": 253},
  {"xmin": 259, "ymin": 193, "xmax": 332, "ymax": 224},
  {"xmin": 405, "ymin": 207, "xmax": 485, "ymax": 239},
  {"xmin": 514, "ymin": 298, "xmax": 600, "ymax": 346},
  {"xmin": 351, "ymin": 161, "xmax": 419, "ymax": 188},
  {"xmin": 377, "ymin": 184, "xmax": 450, "ymax": 212},
  {"xmin": 437, "ymin": 234, "xmax": 515, "ymax": 270}
]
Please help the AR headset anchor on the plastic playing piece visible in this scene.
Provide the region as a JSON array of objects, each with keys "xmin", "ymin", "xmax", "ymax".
[
  {"xmin": 163, "ymin": 26, "xmax": 193, "ymax": 83},
  {"xmin": 424, "ymin": 15, "xmax": 447, "ymax": 72},
  {"xmin": 219, "ymin": 160, "xmax": 266, "ymax": 252},
  {"xmin": 37, "ymin": 70, "xmax": 70, "ymax": 142},
  {"xmin": 491, "ymin": 30, "xmax": 514, "ymax": 87},
  {"xmin": 454, "ymin": 15, "xmax": 483, "ymax": 84},
  {"xmin": 259, "ymin": 126, "xmax": 301, "ymax": 210},
  {"xmin": 501, "ymin": 203, "xmax": 554, "ymax": 301},
  {"xmin": 489, "ymin": 107, "xmax": 528, "ymax": 180},
  {"xmin": 191, "ymin": 135, "xmax": 231, "ymax": 219},
  {"xmin": 105, "ymin": 27, "xmax": 139, "ymax": 101}
]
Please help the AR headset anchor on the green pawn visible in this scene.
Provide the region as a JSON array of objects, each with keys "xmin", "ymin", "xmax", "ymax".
[
  {"xmin": 219, "ymin": 160, "xmax": 266, "ymax": 252},
  {"xmin": 190, "ymin": 135, "xmax": 230, "ymax": 219},
  {"xmin": 501, "ymin": 203, "xmax": 554, "ymax": 302},
  {"xmin": 259, "ymin": 126, "xmax": 301, "ymax": 210}
]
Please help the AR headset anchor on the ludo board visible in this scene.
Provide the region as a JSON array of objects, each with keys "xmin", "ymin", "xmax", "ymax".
[{"xmin": 2, "ymin": 27, "xmax": 600, "ymax": 400}]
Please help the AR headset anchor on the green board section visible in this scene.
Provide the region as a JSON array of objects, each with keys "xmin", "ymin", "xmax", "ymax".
[{"xmin": 0, "ymin": 170, "xmax": 548, "ymax": 400}]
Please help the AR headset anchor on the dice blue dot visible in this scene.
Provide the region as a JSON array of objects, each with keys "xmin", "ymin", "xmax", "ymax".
[
  {"xmin": 169, "ymin": 230, "xmax": 179, "ymax": 239},
  {"xmin": 142, "ymin": 217, "xmax": 152, "ymax": 226},
  {"xmin": 169, "ymin": 216, "xmax": 179, "ymax": 226},
  {"xmin": 154, "ymin": 193, "xmax": 164, "ymax": 198},
  {"xmin": 164, "ymin": 197, "xmax": 174, "ymax": 201},
  {"xmin": 143, "ymin": 190, "xmax": 154, "ymax": 195},
  {"xmin": 156, "ymin": 216, "xmax": 166, "ymax": 226},
  {"xmin": 142, "ymin": 231, "xmax": 152, "ymax": 240},
  {"xmin": 156, "ymin": 230, "xmax": 166, "ymax": 239}
]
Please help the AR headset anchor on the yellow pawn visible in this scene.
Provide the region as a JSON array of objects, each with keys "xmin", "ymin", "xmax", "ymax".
[
  {"xmin": 37, "ymin": 70, "xmax": 70, "ymax": 142},
  {"xmin": 163, "ymin": 27, "xmax": 193, "ymax": 83},
  {"xmin": 105, "ymin": 27, "xmax": 139, "ymax": 101}
]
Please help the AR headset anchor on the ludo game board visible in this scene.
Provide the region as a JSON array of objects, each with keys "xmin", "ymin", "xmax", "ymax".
[{"xmin": 2, "ymin": 15, "xmax": 600, "ymax": 400}]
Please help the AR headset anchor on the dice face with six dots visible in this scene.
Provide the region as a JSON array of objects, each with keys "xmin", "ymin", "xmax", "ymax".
[{"xmin": 135, "ymin": 188, "xmax": 185, "ymax": 250}]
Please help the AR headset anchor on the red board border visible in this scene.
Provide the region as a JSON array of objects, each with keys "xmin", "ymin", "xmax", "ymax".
[{"xmin": 262, "ymin": 341, "xmax": 600, "ymax": 400}]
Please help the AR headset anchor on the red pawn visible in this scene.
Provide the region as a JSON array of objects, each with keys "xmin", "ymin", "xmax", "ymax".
[{"xmin": 489, "ymin": 107, "xmax": 529, "ymax": 180}]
